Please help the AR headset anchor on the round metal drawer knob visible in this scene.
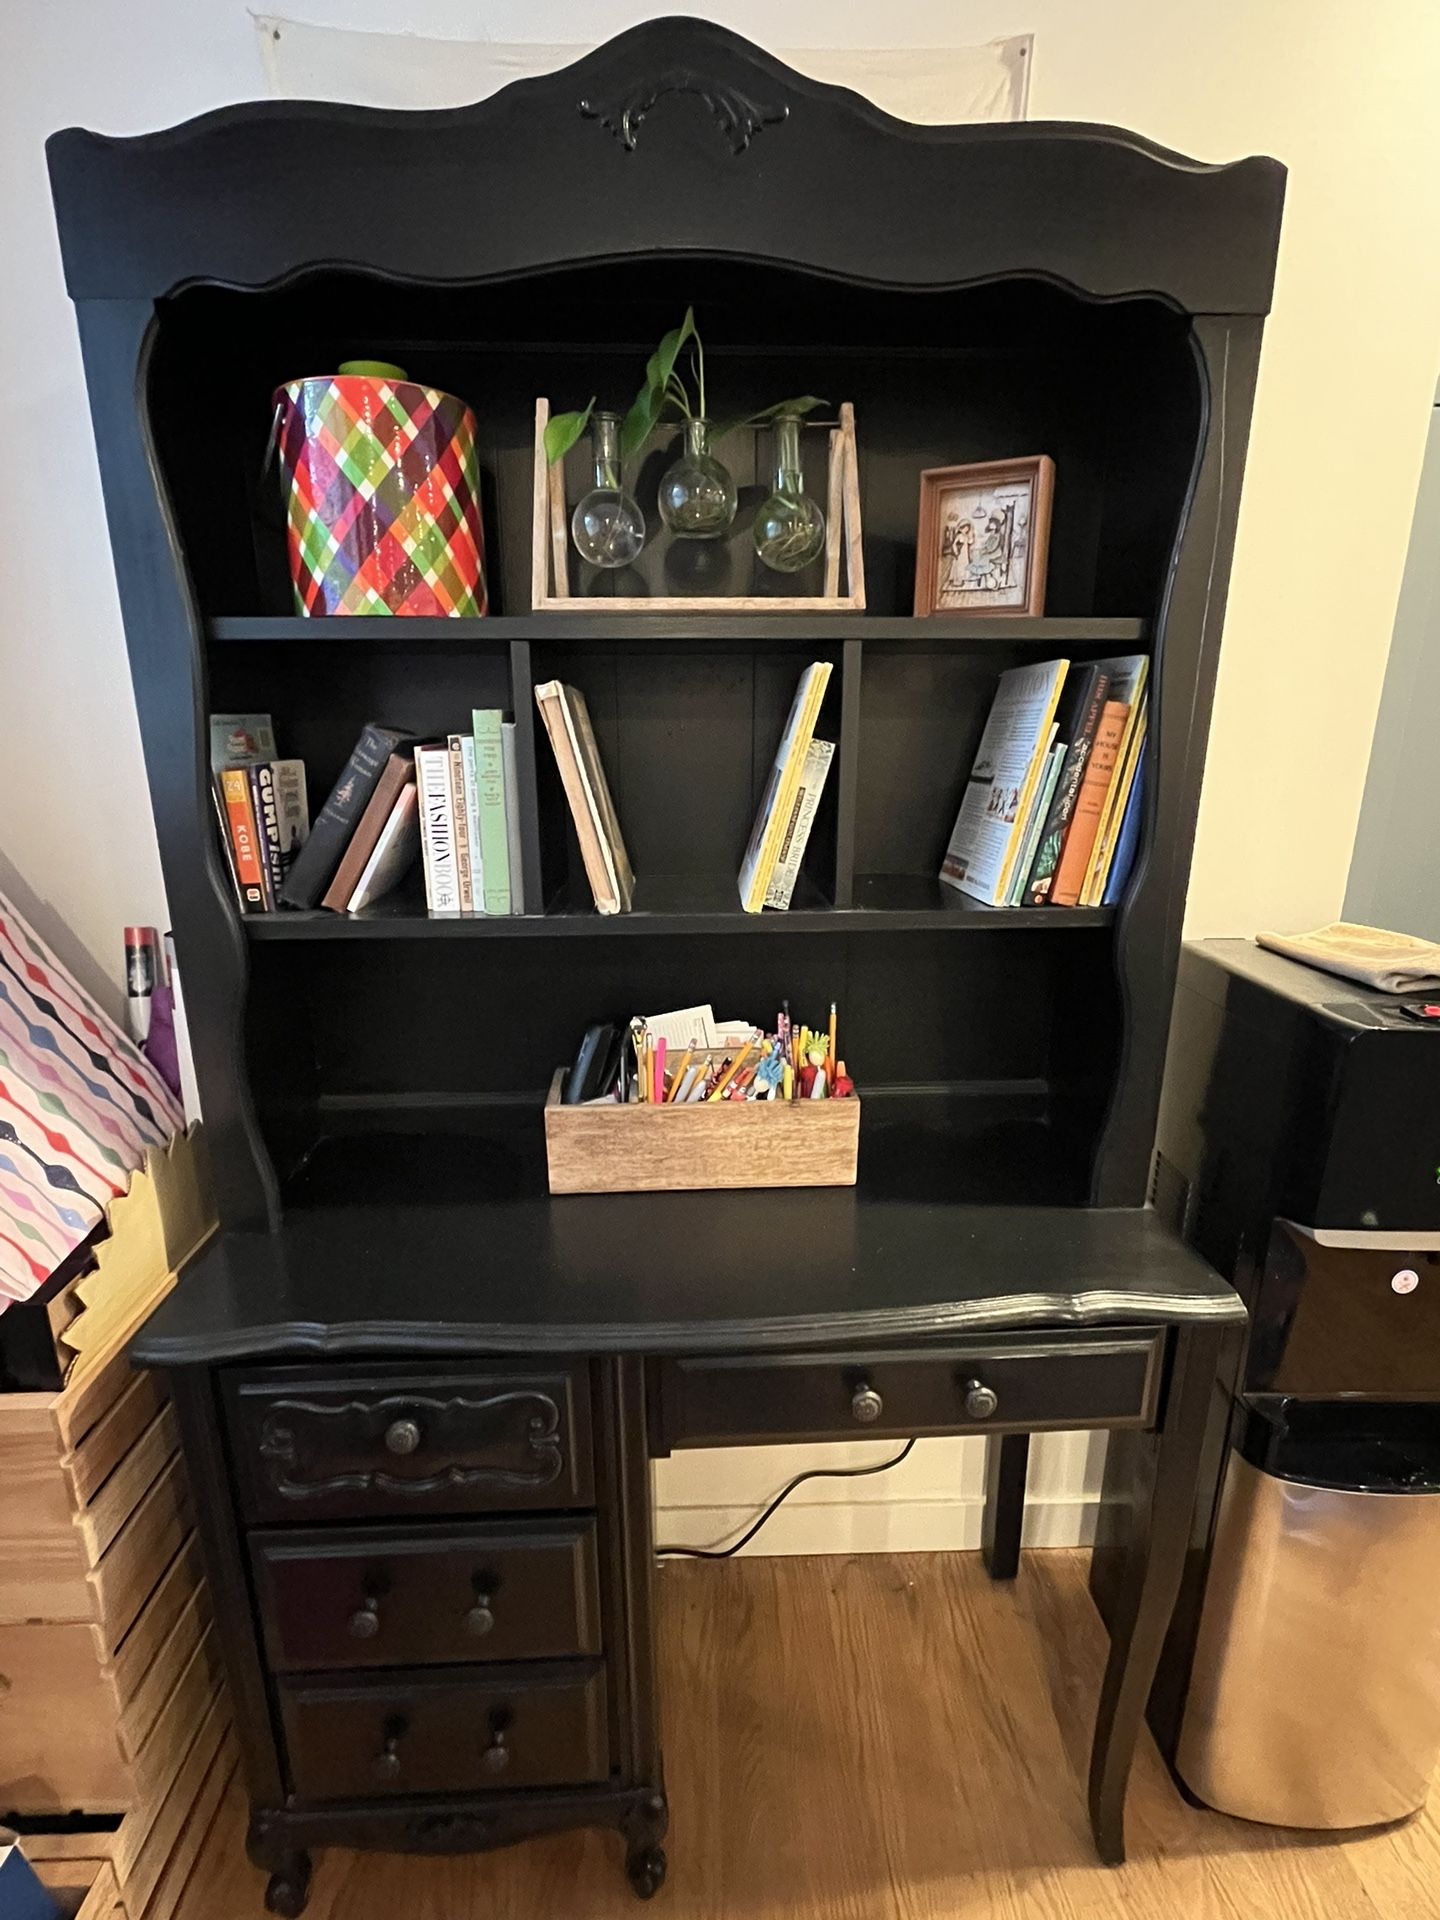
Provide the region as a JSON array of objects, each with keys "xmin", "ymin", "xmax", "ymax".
[
  {"xmin": 383, "ymin": 1417, "xmax": 422, "ymax": 1456},
  {"xmin": 465, "ymin": 1598, "xmax": 496, "ymax": 1638},
  {"xmin": 851, "ymin": 1382, "xmax": 884, "ymax": 1424},
  {"xmin": 348, "ymin": 1600, "xmax": 381, "ymax": 1639},
  {"xmin": 482, "ymin": 1729, "xmax": 510, "ymax": 1775},
  {"xmin": 964, "ymin": 1380, "xmax": 999, "ymax": 1421},
  {"xmin": 372, "ymin": 1734, "xmax": 403, "ymax": 1783}
]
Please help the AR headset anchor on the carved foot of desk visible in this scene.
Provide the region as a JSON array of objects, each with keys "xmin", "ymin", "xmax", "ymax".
[
  {"xmin": 264, "ymin": 1861, "xmax": 312, "ymax": 1919},
  {"xmin": 622, "ymin": 1789, "xmax": 669, "ymax": 1899},
  {"xmin": 249, "ymin": 1814, "xmax": 312, "ymax": 1917}
]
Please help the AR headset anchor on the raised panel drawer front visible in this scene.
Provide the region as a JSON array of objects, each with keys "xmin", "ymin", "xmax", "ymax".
[
  {"xmin": 660, "ymin": 1332, "xmax": 1165, "ymax": 1449},
  {"xmin": 280, "ymin": 1661, "xmax": 610, "ymax": 1801},
  {"xmin": 224, "ymin": 1364, "xmax": 592, "ymax": 1523},
  {"xmin": 252, "ymin": 1517, "xmax": 602, "ymax": 1671}
]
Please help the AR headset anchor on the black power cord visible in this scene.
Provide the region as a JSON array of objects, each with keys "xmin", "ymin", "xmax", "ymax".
[{"xmin": 655, "ymin": 1437, "xmax": 917, "ymax": 1559}]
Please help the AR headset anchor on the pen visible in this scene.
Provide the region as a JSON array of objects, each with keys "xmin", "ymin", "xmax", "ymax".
[{"xmin": 654, "ymin": 1037, "xmax": 666, "ymax": 1106}]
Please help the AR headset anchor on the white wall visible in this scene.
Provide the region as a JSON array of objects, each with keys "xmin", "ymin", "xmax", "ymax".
[
  {"xmin": 1345, "ymin": 391, "xmax": 1440, "ymax": 941},
  {"xmin": 7, "ymin": 0, "xmax": 1440, "ymax": 1552}
]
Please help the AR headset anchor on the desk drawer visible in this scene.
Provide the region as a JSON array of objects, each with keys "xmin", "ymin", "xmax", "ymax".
[
  {"xmin": 280, "ymin": 1661, "xmax": 609, "ymax": 1800},
  {"xmin": 252, "ymin": 1517, "xmax": 602, "ymax": 1671},
  {"xmin": 660, "ymin": 1334, "xmax": 1164, "ymax": 1448},
  {"xmin": 224, "ymin": 1364, "xmax": 592, "ymax": 1523}
]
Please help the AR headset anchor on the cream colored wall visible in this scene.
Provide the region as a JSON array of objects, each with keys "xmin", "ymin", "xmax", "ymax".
[{"xmin": 6, "ymin": 0, "xmax": 1440, "ymax": 1550}]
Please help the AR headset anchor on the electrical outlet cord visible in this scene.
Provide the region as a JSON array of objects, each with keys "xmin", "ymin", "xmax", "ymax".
[{"xmin": 655, "ymin": 1437, "xmax": 917, "ymax": 1560}]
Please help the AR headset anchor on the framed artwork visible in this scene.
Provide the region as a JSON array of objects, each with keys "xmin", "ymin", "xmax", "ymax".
[{"xmin": 914, "ymin": 455, "xmax": 1054, "ymax": 617}]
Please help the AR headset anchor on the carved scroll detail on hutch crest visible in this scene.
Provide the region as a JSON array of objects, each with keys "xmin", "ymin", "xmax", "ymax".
[{"xmin": 579, "ymin": 68, "xmax": 788, "ymax": 153}]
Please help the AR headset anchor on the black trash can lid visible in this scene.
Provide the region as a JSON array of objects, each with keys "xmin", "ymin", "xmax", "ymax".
[{"xmin": 1238, "ymin": 1397, "xmax": 1440, "ymax": 1493}]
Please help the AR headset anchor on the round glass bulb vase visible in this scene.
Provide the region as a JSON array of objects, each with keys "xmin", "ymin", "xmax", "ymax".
[
  {"xmin": 658, "ymin": 418, "xmax": 737, "ymax": 539},
  {"xmin": 754, "ymin": 414, "xmax": 826, "ymax": 574},
  {"xmin": 570, "ymin": 412, "xmax": 646, "ymax": 569}
]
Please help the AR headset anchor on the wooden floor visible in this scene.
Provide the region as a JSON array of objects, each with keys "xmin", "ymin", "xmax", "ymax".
[{"xmin": 176, "ymin": 1549, "xmax": 1440, "ymax": 1918}]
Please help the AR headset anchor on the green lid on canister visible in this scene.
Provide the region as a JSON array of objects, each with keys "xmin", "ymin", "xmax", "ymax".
[{"xmin": 337, "ymin": 359, "xmax": 409, "ymax": 380}]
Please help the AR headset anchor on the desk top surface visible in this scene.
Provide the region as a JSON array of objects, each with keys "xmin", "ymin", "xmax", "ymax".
[{"xmin": 132, "ymin": 1182, "xmax": 1242, "ymax": 1366}]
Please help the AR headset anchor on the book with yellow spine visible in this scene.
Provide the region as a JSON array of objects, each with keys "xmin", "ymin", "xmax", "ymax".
[{"xmin": 738, "ymin": 661, "xmax": 834, "ymax": 913}]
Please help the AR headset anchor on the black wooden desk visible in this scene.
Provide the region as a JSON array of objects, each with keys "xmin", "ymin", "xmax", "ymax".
[{"xmin": 133, "ymin": 1194, "xmax": 1242, "ymax": 1915}]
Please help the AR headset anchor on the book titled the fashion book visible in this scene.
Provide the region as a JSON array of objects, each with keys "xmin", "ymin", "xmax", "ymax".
[{"xmin": 415, "ymin": 743, "xmax": 462, "ymax": 915}]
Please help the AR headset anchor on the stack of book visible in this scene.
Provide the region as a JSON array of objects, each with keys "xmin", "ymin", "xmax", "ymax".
[
  {"xmin": 534, "ymin": 681, "xmax": 634, "ymax": 915},
  {"xmin": 210, "ymin": 714, "xmax": 309, "ymax": 913},
  {"xmin": 940, "ymin": 655, "xmax": 1148, "ymax": 909},
  {"xmin": 211, "ymin": 714, "xmax": 524, "ymax": 916}
]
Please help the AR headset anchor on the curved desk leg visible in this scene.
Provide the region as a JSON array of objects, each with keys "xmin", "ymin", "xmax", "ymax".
[
  {"xmin": 981, "ymin": 1432, "xmax": 1030, "ymax": 1580},
  {"xmin": 1088, "ymin": 1321, "xmax": 1224, "ymax": 1865}
]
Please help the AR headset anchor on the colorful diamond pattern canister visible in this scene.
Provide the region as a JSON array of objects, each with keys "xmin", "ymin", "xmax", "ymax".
[{"xmin": 276, "ymin": 374, "xmax": 489, "ymax": 616}]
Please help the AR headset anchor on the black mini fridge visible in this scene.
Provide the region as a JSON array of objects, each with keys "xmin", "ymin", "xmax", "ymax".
[{"xmin": 1156, "ymin": 938, "xmax": 1440, "ymax": 1828}]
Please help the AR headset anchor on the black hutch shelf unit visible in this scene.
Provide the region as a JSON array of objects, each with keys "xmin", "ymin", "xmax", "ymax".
[
  {"xmin": 45, "ymin": 43, "xmax": 1283, "ymax": 1227},
  {"xmin": 49, "ymin": 21, "xmax": 1283, "ymax": 1913}
]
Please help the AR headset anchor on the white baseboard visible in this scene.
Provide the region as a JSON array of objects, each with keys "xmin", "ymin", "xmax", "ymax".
[{"xmin": 653, "ymin": 1494, "xmax": 1100, "ymax": 1557}]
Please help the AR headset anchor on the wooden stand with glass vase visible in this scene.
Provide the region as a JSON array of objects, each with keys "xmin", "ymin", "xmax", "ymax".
[{"xmin": 530, "ymin": 396, "xmax": 865, "ymax": 612}]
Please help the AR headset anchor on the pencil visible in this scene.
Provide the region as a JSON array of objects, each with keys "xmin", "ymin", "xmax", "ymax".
[
  {"xmin": 708, "ymin": 1040, "xmax": 754, "ymax": 1101},
  {"xmin": 667, "ymin": 1048, "xmax": 692, "ymax": 1103},
  {"xmin": 828, "ymin": 1002, "xmax": 838, "ymax": 1077}
]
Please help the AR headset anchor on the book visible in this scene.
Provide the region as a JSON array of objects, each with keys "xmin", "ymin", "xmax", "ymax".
[
  {"xmin": 1078, "ymin": 657, "xmax": 1150, "ymax": 904},
  {"xmin": 501, "ymin": 720, "xmax": 524, "ymax": 915},
  {"xmin": 1051, "ymin": 697, "xmax": 1129, "ymax": 905},
  {"xmin": 534, "ymin": 681, "xmax": 634, "ymax": 914},
  {"xmin": 415, "ymin": 744, "xmax": 462, "ymax": 915},
  {"xmin": 461, "ymin": 731, "xmax": 484, "ymax": 912},
  {"xmin": 209, "ymin": 712, "xmax": 276, "ymax": 768},
  {"xmin": 347, "ymin": 783, "xmax": 422, "ymax": 913},
  {"xmin": 1255, "ymin": 921, "xmax": 1440, "ymax": 994},
  {"xmin": 1019, "ymin": 664, "xmax": 1110, "ymax": 907},
  {"xmin": 764, "ymin": 738, "xmax": 835, "ymax": 910},
  {"xmin": 471, "ymin": 710, "xmax": 512, "ymax": 914},
  {"xmin": 1005, "ymin": 736, "xmax": 1064, "ymax": 906},
  {"xmin": 270, "ymin": 758, "xmax": 310, "ymax": 871},
  {"xmin": 248, "ymin": 763, "xmax": 284, "ymax": 907},
  {"xmin": 739, "ymin": 661, "xmax": 834, "ymax": 913},
  {"xmin": 447, "ymin": 734, "xmax": 476, "ymax": 913},
  {"xmin": 218, "ymin": 767, "xmax": 268, "ymax": 912},
  {"xmin": 280, "ymin": 721, "xmax": 414, "ymax": 908},
  {"xmin": 1084, "ymin": 701, "xmax": 1147, "ymax": 905},
  {"xmin": 1102, "ymin": 739, "xmax": 1146, "ymax": 906},
  {"xmin": 210, "ymin": 777, "xmax": 251, "ymax": 910},
  {"xmin": 940, "ymin": 659, "xmax": 1069, "ymax": 906},
  {"xmin": 319, "ymin": 750, "xmax": 416, "ymax": 912}
]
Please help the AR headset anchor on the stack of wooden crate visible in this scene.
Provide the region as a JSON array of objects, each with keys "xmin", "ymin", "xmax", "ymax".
[{"xmin": 0, "ymin": 1128, "xmax": 234, "ymax": 1920}]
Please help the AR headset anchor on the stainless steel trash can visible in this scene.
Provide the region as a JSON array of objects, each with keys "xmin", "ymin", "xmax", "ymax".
[{"xmin": 1177, "ymin": 1398, "xmax": 1440, "ymax": 1829}]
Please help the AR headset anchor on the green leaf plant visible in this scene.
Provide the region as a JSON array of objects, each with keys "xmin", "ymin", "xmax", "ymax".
[{"xmin": 545, "ymin": 307, "xmax": 826, "ymax": 464}]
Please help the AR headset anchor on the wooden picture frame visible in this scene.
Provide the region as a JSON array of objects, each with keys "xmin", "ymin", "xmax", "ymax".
[{"xmin": 914, "ymin": 455, "xmax": 1054, "ymax": 617}]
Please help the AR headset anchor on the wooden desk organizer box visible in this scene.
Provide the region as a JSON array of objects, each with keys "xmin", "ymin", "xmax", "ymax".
[
  {"xmin": 544, "ymin": 1065, "xmax": 860, "ymax": 1194},
  {"xmin": 0, "ymin": 1126, "xmax": 235, "ymax": 1920}
]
